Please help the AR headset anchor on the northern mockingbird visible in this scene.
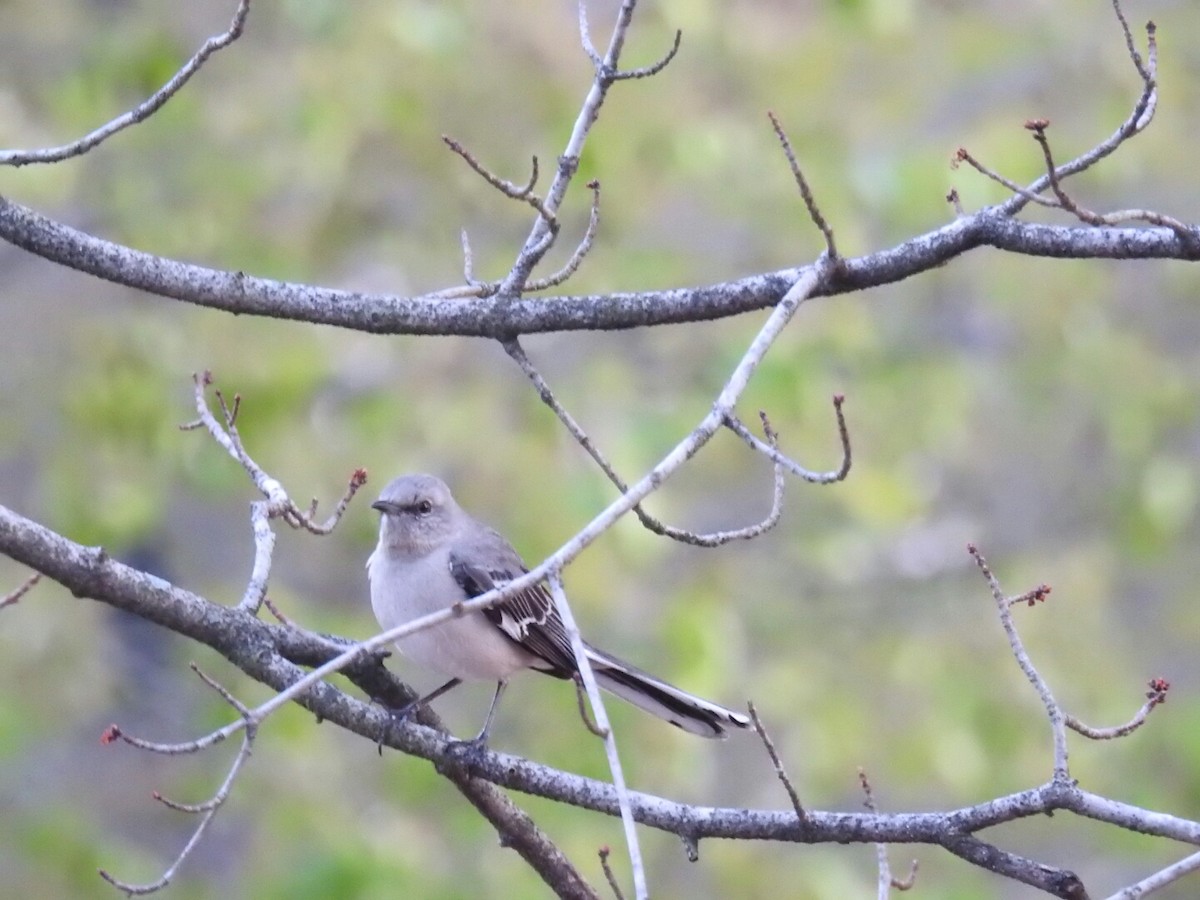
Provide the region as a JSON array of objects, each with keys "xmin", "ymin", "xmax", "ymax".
[{"xmin": 367, "ymin": 473, "xmax": 750, "ymax": 746}]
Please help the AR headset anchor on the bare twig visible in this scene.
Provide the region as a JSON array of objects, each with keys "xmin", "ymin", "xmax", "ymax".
[
  {"xmin": 945, "ymin": 187, "xmax": 965, "ymax": 218},
  {"xmin": 504, "ymin": 339, "xmax": 802, "ymax": 546},
  {"xmin": 939, "ymin": 832, "xmax": 1084, "ymax": 898},
  {"xmin": 723, "ymin": 394, "xmax": 851, "ymax": 485},
  {"xmin": 955, "ymin": 6, "xmax": 1160, "ymax": 225},
  {"xmin": 859, "ymin": 768, "xmax": 919, "ymax": 898},
  {"xmin": 1110, "ymin": 0, "xmax": 1150, "ymax": 83},
  {"xmin": 183, "ymin": 372, "xmax": 366, "ymax": 612},
  {"xmin": 1007, "ymin": 584, "xmax": 1051, "ymax": 608},
  {"xmin": 609, "ymin": 30, "xmax": 682, "ymax": 82},
  {"xmin": 526, "ymin": 180, "xmax": 603, "ymax": 292},
  {"xmin": 578, "ymin": 0, "xmax": 604, "ymax": 67},
  {"xmin": 1066, "ymin": 678, "xmax": 1169, "ymax": 740},
  {"xmin": 767, "ymin": 111, "xmax": 838, "ymax": 259},
  {"xmin": 891, "ymin": 860, "xmax": 919, "ymax": 892},
  {"xmin": 0, "ymin": 571, "xmax": 42, "ymax": 610},
  {"xmin": 598, "ymin": 846, "xmax": 626, "ymax": 900},
  {"xmin": 574, "ymin": 676, "xmax": 610, "ymax": 738},
  {"xmin": 1024, "ymin": 120, "xmax": 1194, "ymax": 241},
  {"xmin": 749, "ymin": 703, "xmax": 806, "ymax": 823},
  {"xmin": 999, "ymin": 6, "xmax": 1157, "ymax": 218},
  {"xmin": 1, "ymin": 0, "xmax": 252, "ymax": 167},
  {"xmin": 547, "ymin": 575, "xmax": 645, "ymax": 900},
  {"xmin": 499, "ymin": 0, "xmax": 680, "ymax": 296},
  {"xmin": 952, "ymin": 147, "xmax": 1060, "ymax": 209},
  {"xmin": 443, "ymin": 136, "xmax": 553, "ymax": 223},
  {"xmin": 99, "ymin": 665, "xmax": 257, "ymax": 895},
  {"xmin": 1108, "ymin": 848, "xmax": 1200, "ymax": 899},
  {"xmin": 968, "ymin": 545, "xmax": 1069, "ymax": 781}
]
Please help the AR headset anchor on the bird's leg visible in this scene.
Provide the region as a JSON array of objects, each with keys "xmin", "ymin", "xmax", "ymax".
[
  {"xmin": 376, "ymin": 677, "xmax": 462, "ymax": 754},
  {"xmin": 444, "ymin": 680, "xmax": 507, "ymax": 766}
]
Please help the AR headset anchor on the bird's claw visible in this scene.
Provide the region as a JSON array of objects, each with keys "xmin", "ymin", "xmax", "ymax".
[
  {"xmin": 375, "ymin": 698, "xmax": 421, "ymax": 755},
  {"xmin": 443, "ymin": 736, "xmax": 489, "ymax": 770}
]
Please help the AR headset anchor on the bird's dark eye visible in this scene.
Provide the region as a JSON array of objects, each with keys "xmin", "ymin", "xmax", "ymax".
[{"xmin": 417, "ymin": 499, "xmax": 433, "ymax": 514}]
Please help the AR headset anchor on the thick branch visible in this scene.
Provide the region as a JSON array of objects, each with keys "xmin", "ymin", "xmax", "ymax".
[
  {"xmin": 1, "ymin": 196, "xmax": 1196, "ymax": 337},
  {"xmin": 0, "ymin": 505, "xmax": 596, "ymax": 899},
  {"xmin": 4, "ymin": 502, "xmax": 1199, "ymax": 898}
]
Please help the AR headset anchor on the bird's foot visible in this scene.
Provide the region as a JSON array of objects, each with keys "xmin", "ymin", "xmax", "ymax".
[
  {"xmin": 373, "ymin": 698, "xmax": 421, "ymax": 756},
  {"xmin": 442, "ymin": 735, "xmax": 490, "ymax": 771}
]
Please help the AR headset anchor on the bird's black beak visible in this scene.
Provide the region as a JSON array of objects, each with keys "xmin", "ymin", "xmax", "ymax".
[{"xmin": 372, "ymin": 500, "xmax": 398, "ymax": 515}]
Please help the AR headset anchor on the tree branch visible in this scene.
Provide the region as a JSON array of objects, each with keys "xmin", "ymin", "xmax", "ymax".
[{"xmin": 2, "ymin": 195, "xmax": 1194, "ymax": 337}]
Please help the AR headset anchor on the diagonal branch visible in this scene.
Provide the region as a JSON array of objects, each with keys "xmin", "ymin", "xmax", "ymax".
[
  {"xmin": 503, "ymin": 339, "xmax": 804, "ymax": 547},
  {"xmin": 548, "ymin": 575, "xmax": 645, "ymax": 900},
  {"xmin": 0, "ymin": 0, "xmax": 252, "ymax": 167}
]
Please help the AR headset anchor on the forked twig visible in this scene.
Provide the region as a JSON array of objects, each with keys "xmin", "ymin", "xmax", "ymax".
[{"xmin": 98, "ymin": 665, "xmax": 257, "ymax": 895}]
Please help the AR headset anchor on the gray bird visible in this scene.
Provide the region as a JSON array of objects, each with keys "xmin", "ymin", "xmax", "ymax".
[{"xmin": 367, "ymin": 473, "xmax": 750, "ymax": 746}]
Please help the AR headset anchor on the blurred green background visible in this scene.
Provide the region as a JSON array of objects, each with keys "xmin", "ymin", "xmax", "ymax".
[{"xmin": 2, "ymin": 0, "xmax": 1199, "ymax": 897}]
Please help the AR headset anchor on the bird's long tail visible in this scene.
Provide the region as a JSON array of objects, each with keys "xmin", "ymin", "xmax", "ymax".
[{"xmin": 583, "ymin": 644, "xmax": 750, "ymax": 739}]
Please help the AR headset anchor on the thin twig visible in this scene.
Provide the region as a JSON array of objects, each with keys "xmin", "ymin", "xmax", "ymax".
[
  {"xmin": 1110, "ymin": 0, "xmax": 1150, "ymax": 83},
  {"xmin": 574, "ymin": 677, "xmax": 610, "ymax": 738},
  {"xmin": 1024, "ymin": 119, "xmax": 1195, "ymax": 242},
  {"xmin": 610, "ymin": 30, "xmax": 682, "ymax": 81},
  {"xmin": 526, "ymin": 180, "xmax": 603, "ymax": 292},
  {"xmin": 98, "ymin": 665, "xmax": 257, "ymax": 895},
  {"xmin": 1066, "ymin": 678, "xmax": 1169, "ymax": 740},
  {"xmin": 499, "ymin": 0, "xmax": 678, "ymax": 296},
  {"xmin": 0, "ymin": 571, "xmax": 42, "ymax": 610},
  {"xmin": 547, "ymin": 575, "xmax": 644, "ymax": 900},
  {"xmin": 968, "ymin": 545, "xmax": 1069, "ymax": 782},
  {"xmin": 597, "ymin": 846, "xmax": 626, "ymax": 900},
  {"xmin": 723, "ymin": 394, "xmax": 851, "ymax": 485},
  {"xmin": 1, "ymin": 0, "xmax": 252, "ymax": 167},
  {"xmin": 749, "ymin": 703, "xmax": 806, "ymax": 823},
  {"xmin": 952, "ymin": 147, "xmax": 1060, "ymax": 209},
  {"xmin": 1108, "ymin": 848, "xmax": 1200, "ymax": 899},
  {"xmin": 184, "ymin": 372, "xmax": 366, "ymax": 611},
  {"xmin": 443, "ymin": 136, "xmax": 552, "ymax": 221},
  {"xmin": 858, "ymin": 768, "xmax": 918, "ymax": 897},
  {"xmin": 504, "ymin": 339, "xmax": 798, "ymax": 546},
  {"xmin": 998, "ymin": 6, "xmax": 1157, "ymax": 217},
  {"xmin": 767, "ymin": 111, "xmax": 838, "ymax": 258}
]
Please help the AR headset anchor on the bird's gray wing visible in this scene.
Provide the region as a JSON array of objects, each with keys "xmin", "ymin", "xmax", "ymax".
[{"xmin": 448, "ymin": 529, "xmax": 576, "ymax": 678}]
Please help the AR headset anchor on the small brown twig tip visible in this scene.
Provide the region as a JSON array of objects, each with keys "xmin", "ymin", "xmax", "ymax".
[
  {"xmin": 1147, "ymin": 677, "xmax": 1170, "ymax": 706},
  {"xmin": 833, "ymin": 393, "xmax": 845, "ymax": 407},
  {"xmin": 1024, "ymin": 118, "xmax": 1050, "ymax": 132},
  {"xmin": 966, "ymin": 542, "xmax": 978, "ymax": 555},
  {"xmin": 351, "ymin": 468, "xmax": 369, "ymax": 487},
  {"xmin": 100, "ymin": 724, "xmax": 122, "ymax": 745},
  {"xmin": 1009, "ymin": 583, "xmax": 1052, "ymax": 608}
]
